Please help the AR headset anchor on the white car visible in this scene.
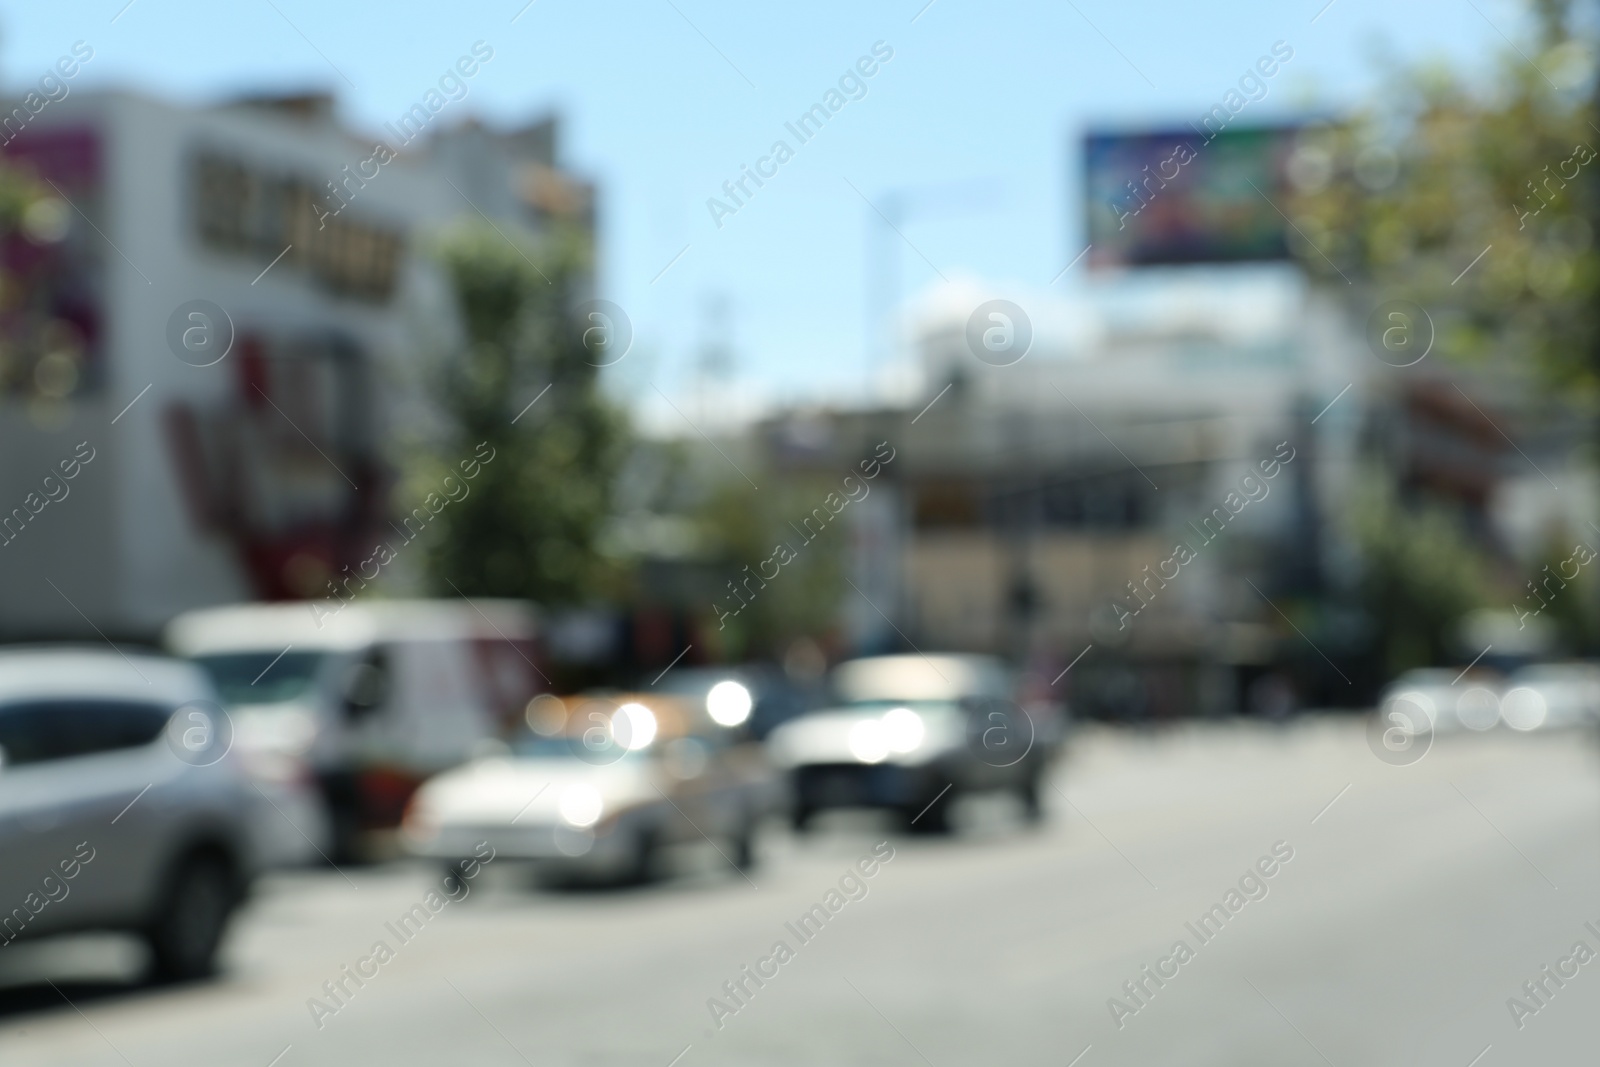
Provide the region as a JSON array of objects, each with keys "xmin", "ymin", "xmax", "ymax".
[
  {"xmin": 1502, "ymin": 663, "xmax": 1600, "ymax": 731},
  {"xmin": 403, "ymin": 689, "xmax": 777, "ymax": 886},
  {"xmin": 1376, "ymin": 668, "xmax": 1503, "ymax": 734},
  {"xmin": 0, "ymin": 648, "xmax": 257, "ymax": 980}
]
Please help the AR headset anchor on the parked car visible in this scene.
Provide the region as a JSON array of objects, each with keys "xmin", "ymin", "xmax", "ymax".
[
  {"xmin": 166, "ymin": 599, "xmax": 541, "ymax": 863},
  {"xmin": 1376, "ymin": 668, "xmax": 1502, "ymax": 734},
  {"xmin": 0, "ymin": 648, "xmax": 257, "ymax": 980},
  {"xmin": 402, "ymin": 691, "xmax": 778, "ymax": 886},
  {"xmin": 1503, "ymin": 662, "xmax": 1600, "ymax": 731},
  {"xmin": 766, "ymin": 654, "xmax": 1059, "ymax": 833}
]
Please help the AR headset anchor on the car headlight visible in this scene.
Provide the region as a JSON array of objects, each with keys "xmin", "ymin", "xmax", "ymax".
[
  {"xmin": 848, "ymin": 719, "xmax": 889, "ymax": 764},
  {"xmin": 881, "ymin": 707, "xmax": 924, "ymax": 754},
  {"xmin": 558, "ymin": 783, "xmax": 603, "ymax": 827},
  {"xmin": 707, "ymin": 681, "xmax": 753, "ymax": 726},
  {"xmin": 1501, "ymin": 687, "xmax": 1547, "ymax": 731},
  {"xmin": 612, "ymin": 703, "xmax": 657, "ymax": 751},
  {"xmin": 1456, "ymin": 687, "xmax": 1499, "ymax": 731}
]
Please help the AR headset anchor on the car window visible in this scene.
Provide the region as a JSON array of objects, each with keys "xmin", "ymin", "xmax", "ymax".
[
  {"xmin": 509, "ymin": 731, "xmax": 649, "ymax": 761},
  {"xmin": 0, "ymin": 699, "xmax": 173, "ymax": 766},
  {"xmin": 194, "ymin": 650, "xmax": 326, "ymax": 706}
]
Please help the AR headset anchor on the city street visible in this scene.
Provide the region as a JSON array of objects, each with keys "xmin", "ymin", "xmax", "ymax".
[
  {"xmin": 2, "ymin": 717, "xmax": 1598, "ymax": 1066},
  {"xmin": 0, "ymin": 3, "xmax": 1586, "ymax": 1064}
]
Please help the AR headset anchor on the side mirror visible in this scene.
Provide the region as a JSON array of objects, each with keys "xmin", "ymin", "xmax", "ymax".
[{"xmin": 0, "ymin": 742, "xmax": 8, "ymax": 771}]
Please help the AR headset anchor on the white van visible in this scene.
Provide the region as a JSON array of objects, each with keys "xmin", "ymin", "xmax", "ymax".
[{"xmin": 165, "ymin": 599, "xmax": 541, "ymax": 862}]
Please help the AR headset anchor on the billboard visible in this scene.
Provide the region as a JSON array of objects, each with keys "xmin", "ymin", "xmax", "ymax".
[{"xmin": 1083, "ymin": 124, "xmax": 1302, "ymax": 269}]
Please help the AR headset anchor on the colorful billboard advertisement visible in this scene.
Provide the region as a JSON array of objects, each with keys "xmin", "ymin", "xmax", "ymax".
[{"xmin": 1083, "ymin": 124, "xmax": 1302, "ymax": 269}]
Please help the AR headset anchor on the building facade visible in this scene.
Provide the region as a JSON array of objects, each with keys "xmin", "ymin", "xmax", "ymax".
[
  {"xmin": 758, "ymin": 267, "xmax": 1555, "ymax": 715},
  {"xmin": 0, "ymin": 89, "xmax": 590, "ymax": 641}
]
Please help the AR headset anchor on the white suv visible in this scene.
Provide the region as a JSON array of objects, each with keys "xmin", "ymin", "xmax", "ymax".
[{"xmin": 0, "ymin": 648, "xmax": 257, "ymax": 981}]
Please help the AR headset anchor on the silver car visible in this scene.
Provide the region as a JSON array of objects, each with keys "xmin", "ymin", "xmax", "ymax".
[
  {"xmin": 767, "ymin": 654, "xmax": 1061, "ymax": 833},
  {"xmin": 1376, "ymin": 668, "xmax": 1503, "ymax": 734},
  {"xmin": 1503, "ymin": 663, "xmax": 1600, "ymax": 731},
  {"xmin": 403, "ymin": 689, "xmax": 777, "ymax": 886},
  {"xmin": 0, "ymin": 649, "xmax": 257, "ymax": 980}
]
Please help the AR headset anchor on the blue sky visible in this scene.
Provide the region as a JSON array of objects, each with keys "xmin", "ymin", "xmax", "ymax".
[{"xmin": 1, "ymin": 0, "xmax": 1522, "ymax": 418}]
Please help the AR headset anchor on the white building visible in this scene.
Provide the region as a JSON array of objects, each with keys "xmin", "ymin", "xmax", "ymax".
[
  {"xmin": 0, "ymin": 89, "xmax": 589, "ymax": 641},
  {"xmin": 762, "ymin": 264, "xmax": 1565, "ymax": 713}
]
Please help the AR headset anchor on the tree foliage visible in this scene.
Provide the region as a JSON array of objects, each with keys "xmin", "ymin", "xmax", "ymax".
[
  {"xmin": 1349, "ymin": 473, "xmax": 1494, "ymax": 674},
  {"xmin": 1289, "ymin": 2, "xmax": 1600, "ymax": 672},
  {"xmin": 693, "ymin": 475, "xmax": 847, "ymax": 661},
  {"xmin": 420, "ymin": 225, "xmax": 630, "ymax": 606},
  {"xmin": 599, "ymin": 437, "xmax": 849, "ymax": 662},
  {"xmin": 1289, "ymin": 0, "xmax": 1599, "ymax": 393}
]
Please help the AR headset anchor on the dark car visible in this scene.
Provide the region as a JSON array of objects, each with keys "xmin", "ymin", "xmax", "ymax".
[
  {"xmin": 765, "ymin": 654, "xmax": 1060, "ymax": 833},
  {"xmin": 651, "ymin": 665, "xmax": 823, "ymax": 740}
]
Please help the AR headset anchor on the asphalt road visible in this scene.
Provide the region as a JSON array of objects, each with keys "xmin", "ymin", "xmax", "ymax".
[{"xmin": 2, "ymin": 717, "xmax": 1599, "ymax": 1066}]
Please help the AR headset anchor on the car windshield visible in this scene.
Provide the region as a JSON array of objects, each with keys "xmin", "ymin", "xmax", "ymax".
[
  {"xmin": 508, "ymin": 731, "xmax": 649, "ymax": 760},
  {"xmin": 838, "ymin": 700, "xmax": 957, "ymax": 715},
  {"xmin": 1391, "ymin": 670, "xmax": 1459, "ymax": 687},
  {"xmin": 1514, "ymin": 666, "xmax": 1594, "ymax": 681},
  {"xmin": 652, "ymin": 668, "xmax": 734, "ymax": 697},
  {"xmin": 194, "ymin": 650, "xmax": 326, "ymax": 706}
]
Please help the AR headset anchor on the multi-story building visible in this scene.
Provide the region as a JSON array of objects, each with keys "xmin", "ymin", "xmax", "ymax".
[
  {"xmin": 0, "ymin": 89, "xmax": 591, "ymax": 641},
  {"xmin": 759, "ymin": 267, "xmax": 1567, "ymax": 715}
]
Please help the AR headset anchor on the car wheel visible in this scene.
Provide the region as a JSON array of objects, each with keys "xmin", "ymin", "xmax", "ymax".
[
  {"xmin": 327, "ymin": 800, "xmax": 366, "ymax": 866},
  {"xmin": 145, "ymin": 852, "xmax": 238, "ymax": 982},
  {"xmin": 441, "ymin": 861, "xmax": 475, "ymax": 898},
  {"xmin": 732, "ymin": 818, "xmax": 758, "ymax": 872},
  {"xmin": 1018, "ymin": 771, "xmax": 1044, "ymax": 824},
  {"xmin": 625, "ymin": 826, "xmax": 660, "ymax": 885},
  {"xmin": 906, "ymin": 790, "xmax": 953, "ymax": 835}
]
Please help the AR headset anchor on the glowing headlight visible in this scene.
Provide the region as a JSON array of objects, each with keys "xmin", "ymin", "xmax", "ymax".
[
  {"xmin": 612, "ymin": 702, "xmax": 658, "ymax": 751},
  {"xmin": 558, "ymin": 783, "xmax": 603, "ymax": 827},
  {"xmin": 1500, "ymin": 687, "xmax": 1547, "ymax": 731},
  {"xmin": 1456, "ymin": 687, "xmax": 1499, "ymax": 731},
  {"xmin": 880, "ymin": 707, "xmax": 925, "ymax": 754},
  {"xmin": 707, "ymin": 680, "xmax": 753, "ymax": 726},
  {"xmin": 848, "ymin": 719, "xmax": 889, "ymax": 764}
]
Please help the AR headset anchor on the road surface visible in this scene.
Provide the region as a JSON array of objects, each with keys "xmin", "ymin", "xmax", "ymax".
[{"xmin": 2, "ymin": 717, "xmax": 1597, "ymax": 1066}]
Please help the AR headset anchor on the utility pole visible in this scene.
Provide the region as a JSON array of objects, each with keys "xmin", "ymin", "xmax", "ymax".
[
  {"xmin": 695, "ymin": 293, "xmax": 733, "ymax": 427},
  {"xmin": 860, "ymin": 180, "xmax": 1000, "ymax": 400}
]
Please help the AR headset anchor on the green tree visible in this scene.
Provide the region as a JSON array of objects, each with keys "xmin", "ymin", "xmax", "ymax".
[
  {"xmin": 420, "ymin": 224, "xmax": 630, "ymax": 605},
  {"xmin": 1289, "ymin": 2, "xmax": 1600, "ymax": 671},
  {"xmin": 693, "ymin": 475, "xmax": 847, "ymax": 660},
  {"xmin": 1522, "ymin": 531, "xmax": 1600, "ymax": 651},
  {"xmin": 599, "ymin": 436, "xmax": 849, "ymax": 663},
  {"xmin": 1290, "ymin": 0, "xmax": 1598, "ymax": 392},
  {"xmin": 1349, "ymin": 473, "xmax": 1494, "ymax": 674}
]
